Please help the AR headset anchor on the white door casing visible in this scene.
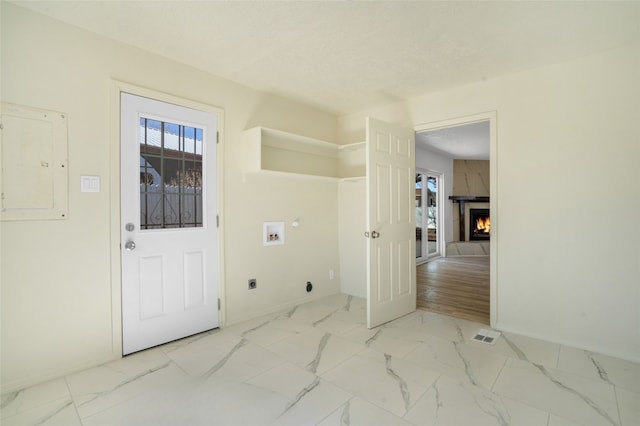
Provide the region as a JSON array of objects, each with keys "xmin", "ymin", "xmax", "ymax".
[
  {"xmin": 121, "ymin": 93, "xmax": 219, "ymax": 355},
  {"xmin": 416, "ymin": 170, "xmax": 443, "ymax": 262},
  {"xmin": 366, "ymin": 117, "xmax": 416, "ymax": 328}
]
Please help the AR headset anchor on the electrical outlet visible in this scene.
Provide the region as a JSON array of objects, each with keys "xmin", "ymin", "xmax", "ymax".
[{"xmin": 248, "ymin": 279, "xmax": 257, "ymax": 289}]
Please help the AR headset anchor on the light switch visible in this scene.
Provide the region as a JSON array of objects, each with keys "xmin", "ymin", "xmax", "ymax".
[{"xmin": 80, "ymin": 175, "xmax": 100, "ymax": 193}]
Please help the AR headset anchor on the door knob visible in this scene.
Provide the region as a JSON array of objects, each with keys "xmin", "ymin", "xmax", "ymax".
[
  {"xmin": 371, "ymin": 231, "xmax": 380, "ymax": 239},
  {"xmin": 124, "ymin": 240, "xmax": 136, "ymax": 251}
]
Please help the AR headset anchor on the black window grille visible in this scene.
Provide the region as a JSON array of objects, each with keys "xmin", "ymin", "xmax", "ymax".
[{"xmin": 139, "ymin": 117, "xmax": 203, "ymax": 229}]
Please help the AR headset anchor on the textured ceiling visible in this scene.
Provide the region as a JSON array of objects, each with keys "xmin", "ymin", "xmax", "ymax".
[
  {"xmin": 13, "ymin": 1, "xmax": 640, "ymax": 117},
  {"xmin": 15, "ymin": 1, "xmax": 637, "ymax": 159},
  {"xmin": 416, "ymin": 121, "xmax": 490, "ymax": 160}
]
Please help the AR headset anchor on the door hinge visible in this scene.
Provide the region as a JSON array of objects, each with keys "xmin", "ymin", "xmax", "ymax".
[
  {"xmin": 217, "ymin": 298, "xmax": 221, "ymax": 310},
  {"xmin": 216, "ymin": 215, "xmax": 219, "ymax": 227},
  {"xmin": 216, "ymin": 131, "xmax": 219, "ymax": 144}
]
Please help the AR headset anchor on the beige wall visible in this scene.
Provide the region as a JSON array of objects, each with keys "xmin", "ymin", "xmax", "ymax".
[
  {"xmin": 1, "ymin": 3, "xmax": 341, "ymax": 392},
  {"xmin": 338, "ymin": 42, "xmax": 640, "ymax": 362},
  {"xmin": 2, "ymin": 2, "xmax": 639, "ymax": 394},
  {"xmin": 338, "ymin": 179, "xmax": 366, "ymax": 298}
]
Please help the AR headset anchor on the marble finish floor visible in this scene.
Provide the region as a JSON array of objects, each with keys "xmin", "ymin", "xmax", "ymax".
[{"xmin": 2, "ymin": 294, "xmax": 639, "ymax": 426}]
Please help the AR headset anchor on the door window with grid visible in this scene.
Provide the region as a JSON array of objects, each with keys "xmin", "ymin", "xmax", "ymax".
[{"xmin": 139, "ymin": 118, "xmax": 203, "ymax": 229}]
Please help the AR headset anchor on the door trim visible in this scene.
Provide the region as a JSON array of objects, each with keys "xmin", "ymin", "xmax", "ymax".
[
  {"xmin": 415, "ymin": 168, "xmax": 445, "ymax": 264},
  {"xmin": 414, "ymin": 111, "xmax": 497, "ymax": 328},
  {"xmin": 109, "ymin": 81, "xmax": 225, "ymax": 357}
]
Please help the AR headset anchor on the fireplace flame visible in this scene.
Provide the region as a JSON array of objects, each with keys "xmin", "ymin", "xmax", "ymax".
[{"xmin": 475, "ymin": 217, "xmax": 491, "ymax": 234}]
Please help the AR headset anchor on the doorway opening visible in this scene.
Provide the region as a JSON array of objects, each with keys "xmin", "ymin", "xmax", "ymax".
[{"xmin": 414, "ymin": 112, "xmax": 496, "ymax": 326}]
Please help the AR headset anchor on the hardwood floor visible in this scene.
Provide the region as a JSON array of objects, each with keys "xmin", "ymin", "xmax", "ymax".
[{"xmin": 417, "ymin": 256, "xmax": 490, "ymax": 324}]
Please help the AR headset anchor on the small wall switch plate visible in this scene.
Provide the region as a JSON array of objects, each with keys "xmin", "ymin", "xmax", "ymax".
[{"xmin": 80, "ymin": 175, "xmax": 100, "ymax": 193}]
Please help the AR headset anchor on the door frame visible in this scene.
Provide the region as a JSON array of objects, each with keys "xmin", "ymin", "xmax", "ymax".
[
  {"xmin": 414, "ymin": 111, "xmax": 497, "ymax": 327},
  {"xmin": 415, "ymin": 168, "xmax": 445, "ymax": 264},
  {"xmin": 109, "ymin": 81, "xmax": 225, "ymax": 357}
]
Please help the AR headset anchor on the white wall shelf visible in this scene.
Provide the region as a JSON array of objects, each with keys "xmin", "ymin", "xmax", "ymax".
[
  {"xmin": 244, "ymin": 127, "xmax": 364, "ymax": 180},
  {"xmin": 244, "ymin": 126, "xmax": 367, "ymax": 298}
]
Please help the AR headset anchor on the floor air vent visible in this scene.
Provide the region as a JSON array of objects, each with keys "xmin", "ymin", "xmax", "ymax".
[{"xmin": 472, "ymin": 328, "xmax": 501, "ymax": 345}]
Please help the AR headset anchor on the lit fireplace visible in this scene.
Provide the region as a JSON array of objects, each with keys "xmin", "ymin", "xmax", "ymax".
[{"xmin": 470, "ymin": 209, "xmax": 490, "ymax": 240}]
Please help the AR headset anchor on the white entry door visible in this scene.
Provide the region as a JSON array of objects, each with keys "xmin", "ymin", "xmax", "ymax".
[
  {"xmin": 121, "ymin": 92, "xmax": 219, "ymax": 355},
  {"xmin": 366, "ymin": 117, "xmax": 416, "ymax": 328}
]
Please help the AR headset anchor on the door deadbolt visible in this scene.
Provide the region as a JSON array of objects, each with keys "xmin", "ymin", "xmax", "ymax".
[{"xmin": 125, "ymin": 222, "xmax": 135, "ymax": 232}]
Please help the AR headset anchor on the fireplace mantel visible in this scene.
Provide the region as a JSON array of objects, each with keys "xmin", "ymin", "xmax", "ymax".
[
  {"xmin": 449, "ymin": 196, "xmax": 490, "ymax": 203},
  {"xmin": 449, "ymin": 196, "xmax": 490, "ymax": 241}
]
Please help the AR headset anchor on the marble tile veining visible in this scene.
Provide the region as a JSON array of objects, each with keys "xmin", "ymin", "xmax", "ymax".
[
  {"xmin": 1, "ymin": 398, "xmax": 82, "ymax": 426},
  {"xmin": 557, "ymin": 346, "xmax": 640, "ymax": 394},
  {"xmin": 318, "ymin": 397, "xmax": 415, "ymax": 426},
  {"xmin": 403, "ymin": 334, "xmax": 507, "ymax": 390},
  {"xmin": 0, "ymin": 378, "xmax": 71, "ymax": 420},
  {"xmin": 475, "ymin": 331, "xmax": 561, "ymax": 369},
  {"xmin": 68, "ymin": 362, "xmax": 189, "ymax": 419},
  {"xmin": 267, "ymin": 326, "xmax": 365, "ymax": 375},
  {"xmin": 2, "ymin": 294, "xmax": 639, "ymax": 426},
  {"xmin": 493, "ymin": 359, "xmax": 619, "ymax": 426},
  {"xmin": 404, "ymin": 375, "xmax": 549, "ymax": 426},
  {"xmin": 321, "ymin": 348, "xmax": 439, "ymax": 417}
]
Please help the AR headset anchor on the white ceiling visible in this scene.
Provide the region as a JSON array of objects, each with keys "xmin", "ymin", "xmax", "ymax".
[
  {"xmin": 416, "ymin": 121, "xmax": 490, "ymax": 160},
  {"xmin": 10, "ymin": 1, "xmax": 639, "ymax": 158}
]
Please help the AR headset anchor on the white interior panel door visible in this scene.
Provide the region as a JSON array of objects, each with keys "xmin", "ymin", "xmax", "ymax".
[
  {"xmin": 366, "ymin": 117, "xmax": 416, "ymax": 328},
  {"xmin": 121, "ymin": 93, "xmax": 219, "ymax": 355}
]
